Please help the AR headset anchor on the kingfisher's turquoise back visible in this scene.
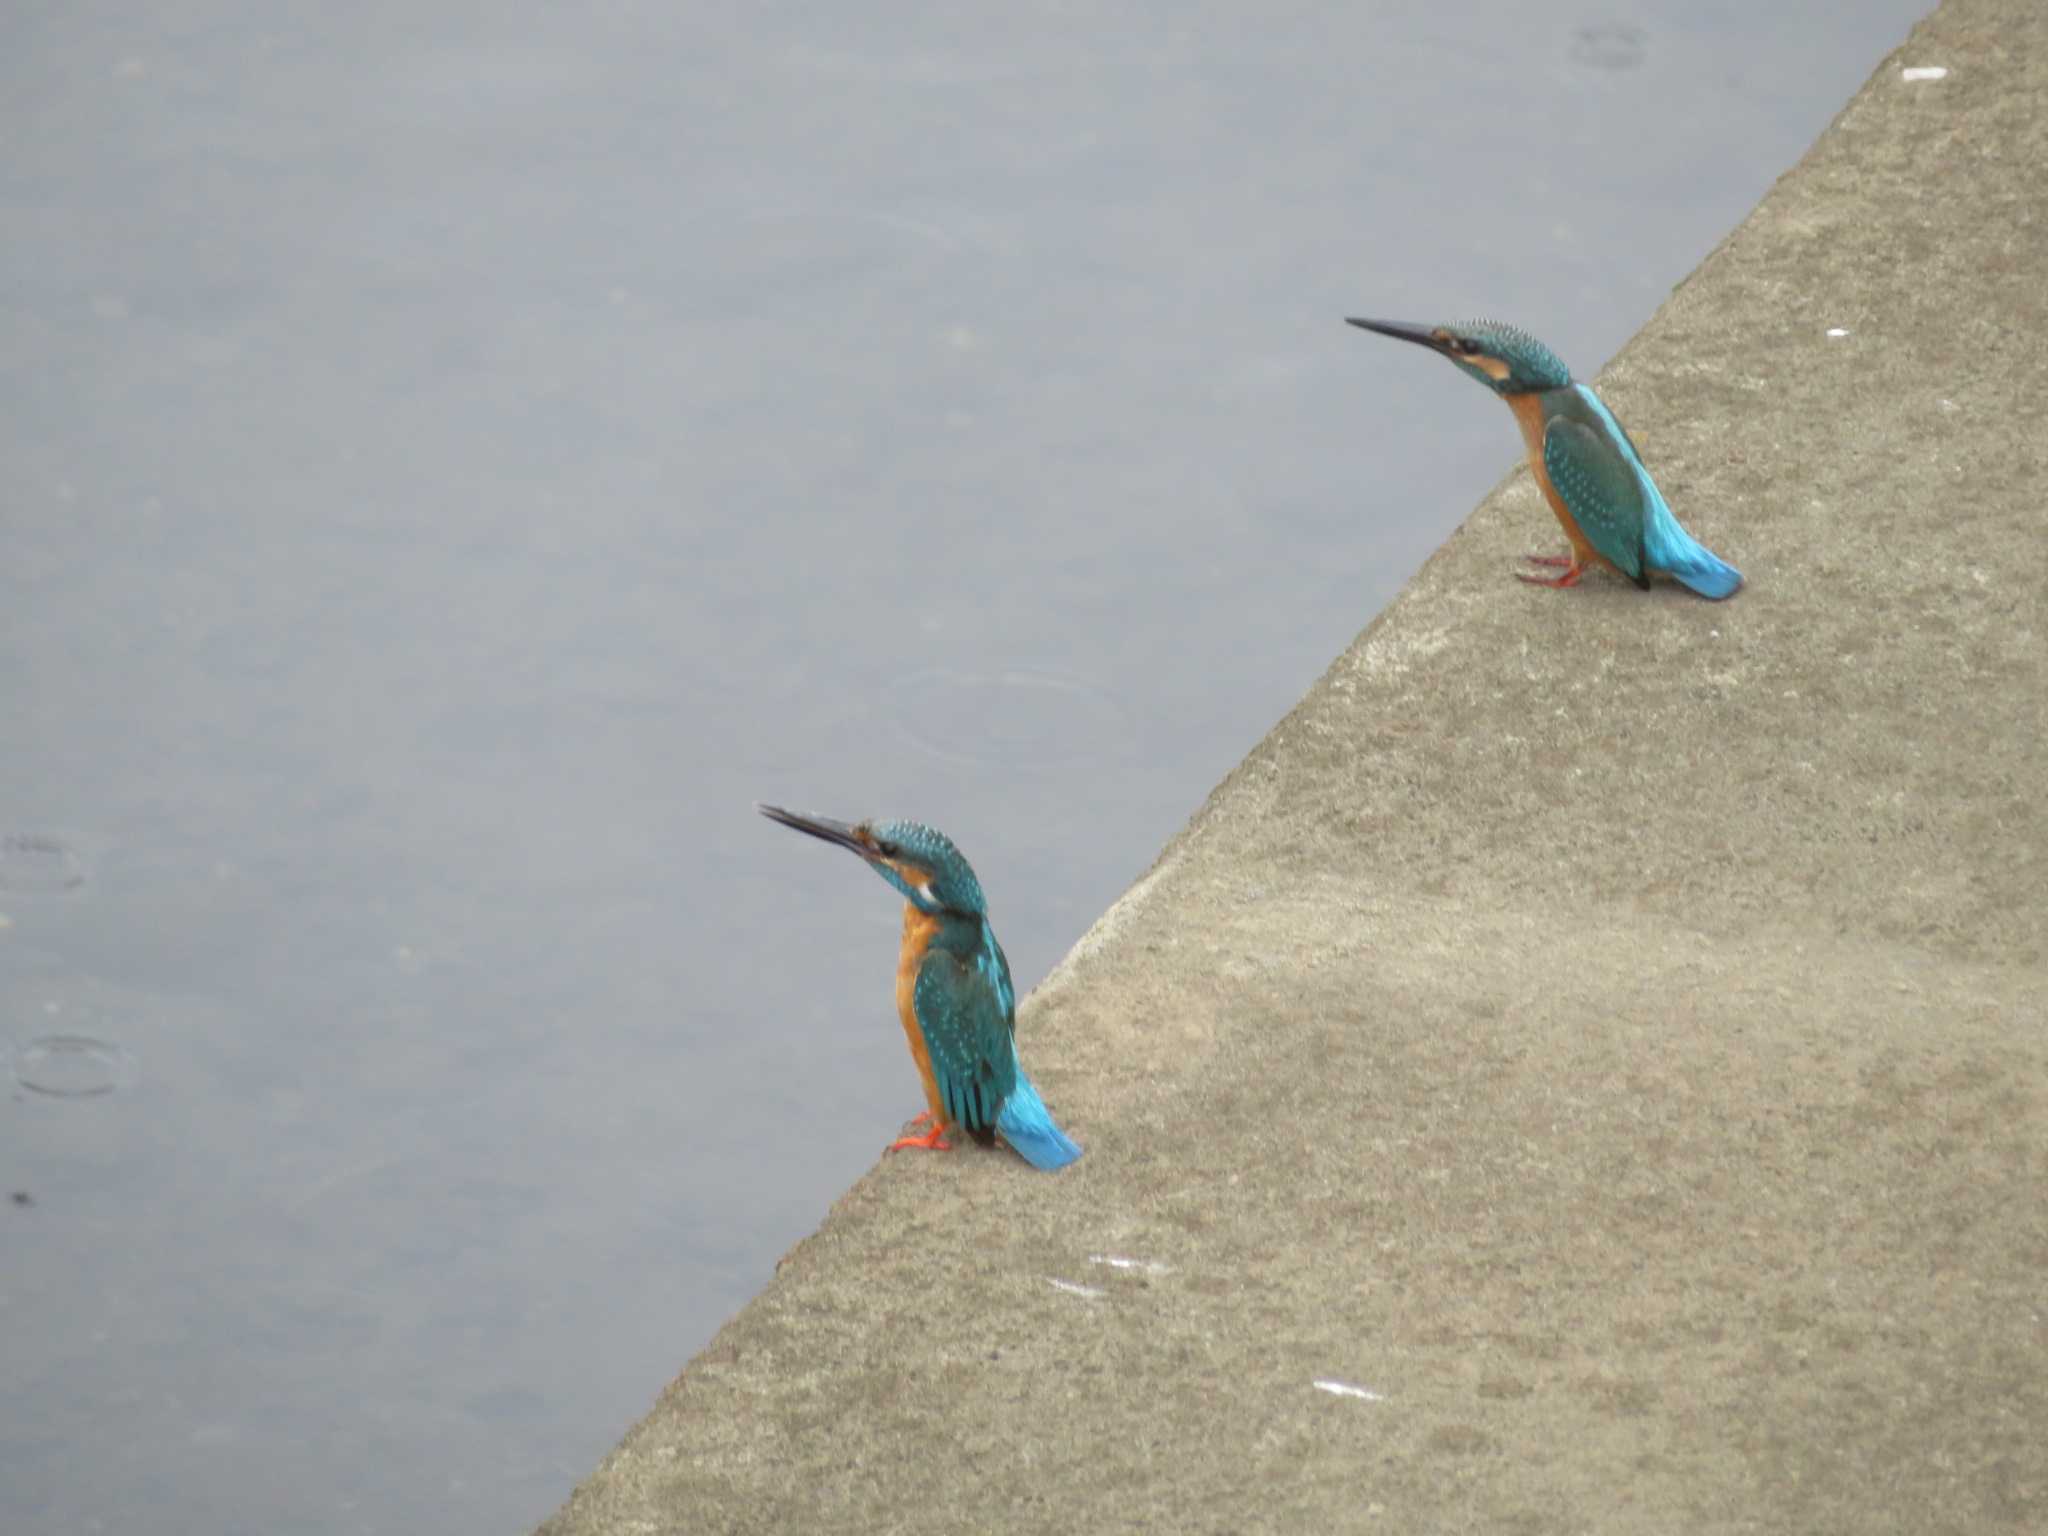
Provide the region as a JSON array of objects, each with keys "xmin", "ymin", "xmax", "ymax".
[
  {"xmin": 911, "ymin": 911, "xmax": 1018, "ymax": 1136},
  {"xmin": 912, "ymin": 916, "xmax": 1080, "ymax": 1169},
  {"xmin": 1541, "ymin": 384, "xmax": 1744, "ymax": 599}
]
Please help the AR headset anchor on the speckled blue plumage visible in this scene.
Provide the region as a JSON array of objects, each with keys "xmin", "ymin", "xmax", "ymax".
[
  {"xmin": 1445, "ymin": 318, "xmax": 1573, "ymax": 394},
  {"xmin": 876, "ymin": 824, "xmax": 1081, "ymax": 1171},
  {"xmin": 1550, "ymin": 386, "xmax": 1742, "ymax": 599},
  {"xmin": 902, "ymin": 905, "xmax": 1080, "ymax": 1168},
  {"xmin": 866, "ymin": 819, "xmax": 988, "ymax": 915}
]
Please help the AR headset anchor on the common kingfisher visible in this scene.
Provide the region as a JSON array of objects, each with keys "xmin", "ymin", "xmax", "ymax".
[
  {"xmin": 1346, "ymin": 317, "xmax": 1742, "ymax": 598},
  {"xmin": 756, "ymin": 804, "xmax": 1082, "ymax": 1171}
]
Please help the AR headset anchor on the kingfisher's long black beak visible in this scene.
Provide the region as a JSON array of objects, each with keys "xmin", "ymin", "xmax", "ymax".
[
  {"xmin": 1346, "ymin": 317, "xmax": 1444, "ymax": 352},
  {"xmin": 757, "ymin": 803, "xmax": 875, "ymax": 860}
]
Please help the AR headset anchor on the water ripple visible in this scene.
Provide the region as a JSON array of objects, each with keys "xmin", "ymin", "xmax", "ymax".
[
  {"xmin": 887, "ymin": 667, "xmax": 1129, "ymax": 768},
  {"xmin": 1570, "ymin": 24, "xmax": 1647, "ymax": 71},
  {"xmin": 13, "ymin": 1034, "xmax": 137, "ymax": 1098},
  {"xmin": 0, "ymin": 833, "xmax": 85, "ymax": 895}
]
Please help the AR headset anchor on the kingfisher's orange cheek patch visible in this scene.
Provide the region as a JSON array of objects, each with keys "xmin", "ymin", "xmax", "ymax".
[{"xmin": 886, "ymin": 860, "xmax": 936, "ymax": 894}]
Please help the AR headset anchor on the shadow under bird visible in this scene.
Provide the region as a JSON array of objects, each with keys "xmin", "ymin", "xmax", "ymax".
[
  {"xmin": 1347, "ymin": 317, "xmax": 1742, "ymax": 599},
  {"xmin": 756, "ymin": 804, "xmax": 1082, "ymax": 1171}
]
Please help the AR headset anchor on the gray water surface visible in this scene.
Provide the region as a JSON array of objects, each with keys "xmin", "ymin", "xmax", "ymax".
[{"xmin": 3, "ymin": 4, "xmax": 1929, "ymax": 1532}]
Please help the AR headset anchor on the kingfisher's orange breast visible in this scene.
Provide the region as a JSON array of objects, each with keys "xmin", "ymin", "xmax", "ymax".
[
  {"xmin": 1507, "ymin": 393, "xmax": 1607, "ymax": 569},
  {"xmin": 894, "ymin": 904, "xmax": 946, "ymax": 1123}
]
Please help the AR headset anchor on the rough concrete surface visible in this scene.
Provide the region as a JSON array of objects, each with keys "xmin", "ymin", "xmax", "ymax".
[{"xmin": 538, "ymin": 2, "xmax": 2046, "ymax": 1530}]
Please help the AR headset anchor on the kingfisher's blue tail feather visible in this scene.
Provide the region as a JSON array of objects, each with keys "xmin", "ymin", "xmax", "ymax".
[
  {"xmin": 996, "ymin": 1072, "xmax": 1081, "ymax": 1170},
  {"xmin": 1642, "ymin": 486, "xmax": 1743, "ymax": 600},
  {"xmin": 1666, "ymin": 548, "xmax": 1743, "ymax": 600},
  {"xmin": 1648, "ymin": 524, "xmax": 1743, "ymax": 599}
]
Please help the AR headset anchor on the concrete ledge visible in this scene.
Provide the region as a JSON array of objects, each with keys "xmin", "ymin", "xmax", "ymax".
[{"xmin": 539, "ymin": 1, "xmax": 2047, "ymax": 1528}]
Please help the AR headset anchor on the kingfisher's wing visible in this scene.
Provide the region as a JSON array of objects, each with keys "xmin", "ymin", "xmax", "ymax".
[
  {"xmin": 1542, "ymin": 414, "xmax": 1651, "ymax": 588},
  {"xmin": 1552, "ymin": 385, "xmax": 1743, "ymax": 598},
  {"xmin": 913, "ymin": 947, "xmax": 1018, "ymax": 1141}
]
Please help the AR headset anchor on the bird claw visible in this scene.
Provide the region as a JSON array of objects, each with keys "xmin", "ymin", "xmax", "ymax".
[
  {"xmin": 888, "ymin": 1125, "xmax": 953, "ymax": 1153},
  {"xmin": 1515, "ymin": 562, "xmax": 1586, "ymax": 588}
]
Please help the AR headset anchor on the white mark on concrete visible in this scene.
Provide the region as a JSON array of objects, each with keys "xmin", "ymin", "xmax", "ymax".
[
  {"xmin": 1089, "ymin": 1254, "xmax": 1172, "ymax": 1275},
  {"xmin": 1048, "ymin": 1278, "xmax": 1106, "ymax": 1299},
  {"xmin": 1900, "ymin": 66, "xmax": 1948, "ymax": 82},
  {"xmin": 1314, "ymin": 1379, "xmax": 1386, "ymax": 1401},
  {"xmin": 1939, "ymin": 398, "xmax": 1959, "ymax": 412},
  {"xmin": 1825, "ymin": 327, "xmax": 1850, "ymax": 338}
]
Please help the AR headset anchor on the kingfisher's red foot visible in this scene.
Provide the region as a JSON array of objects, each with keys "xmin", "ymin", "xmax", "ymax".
[
  {"xmin": 889, "ymin": 1125, "xmax": 953, "ymax": 1152},
  {"xmin": 1515, "ymin": 563, "xmax": 1586, "ymax": 589}
]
